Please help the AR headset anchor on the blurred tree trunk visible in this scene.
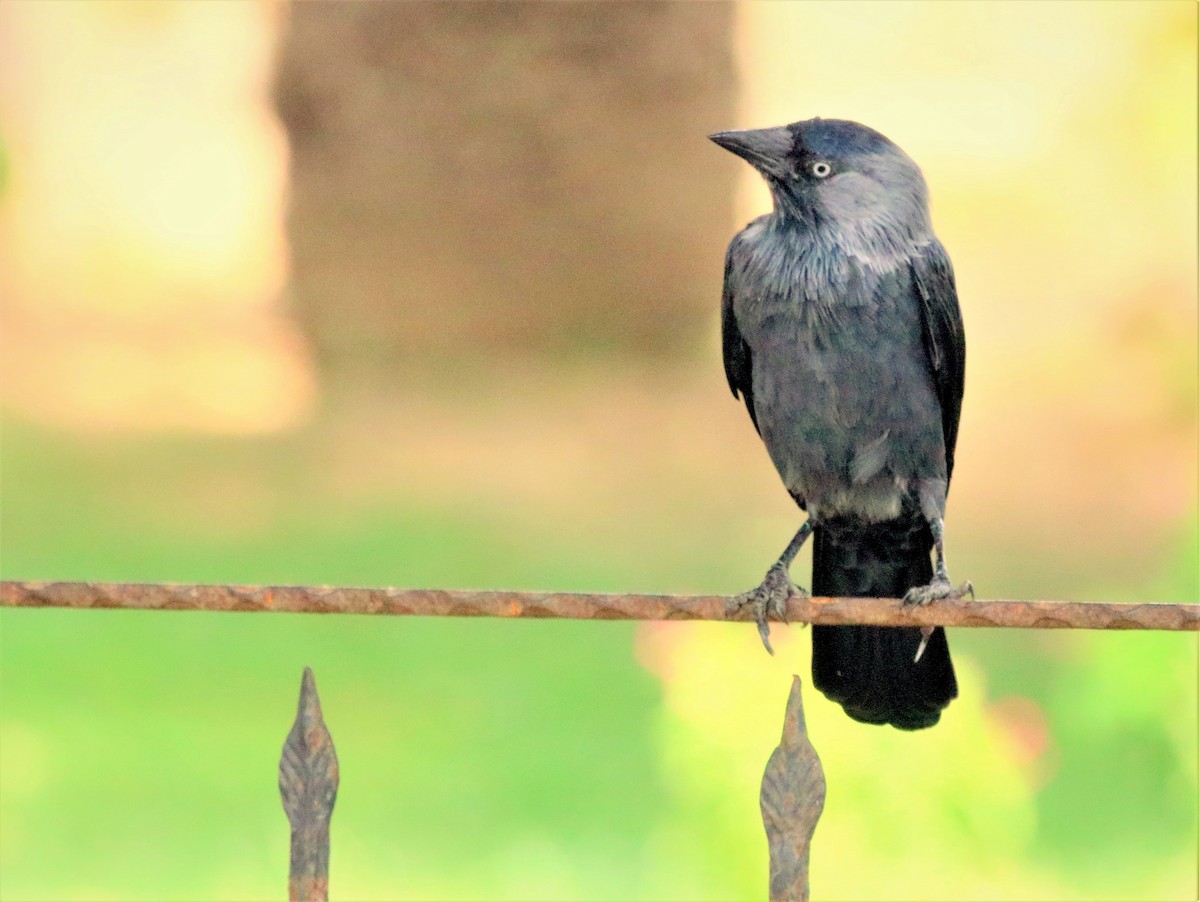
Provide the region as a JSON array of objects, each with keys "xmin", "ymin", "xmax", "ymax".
[{"xmin": 274, "ymin": 1, "xmax": 736, "ymax": 388}]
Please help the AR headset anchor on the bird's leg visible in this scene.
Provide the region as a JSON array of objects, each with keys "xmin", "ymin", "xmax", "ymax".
[
  {"xmin": 727, "ymin": 520, "xmax": 813, "ymax": 655},
  {"xmin": 904, "ymin": 480, "xmax": 974, "ymax": 661},
  {"xmin": 904, "ymin": 516, "xmax": 973, "ymax": 607}
]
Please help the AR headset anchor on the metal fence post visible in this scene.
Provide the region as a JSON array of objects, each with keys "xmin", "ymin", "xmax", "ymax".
[
  {"xmin": 280, "ymin": 667, "xmax": 339, "ymax": 902},
  {"xmin": 761, "ymin": 675, "xmax": 826, "ymax": 902}
]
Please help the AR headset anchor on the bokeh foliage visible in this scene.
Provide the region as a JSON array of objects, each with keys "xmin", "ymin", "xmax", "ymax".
[
  {"xmin": 1, "ymin": 412, "xmax": 1195, "ymax": 901},
  {"xmin": 1, "ymin": 1, "xmax": 1197, "ymax": 900}
]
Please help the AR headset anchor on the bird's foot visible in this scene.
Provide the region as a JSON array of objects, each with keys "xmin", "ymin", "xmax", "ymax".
[
  {"xmin": 727, "ymin": 563, "xmax": 807, "ymax": 655},
  {"xmin": 905, "ymin": 578, "xmax": 972, "ymax": 661},
  {"xmin": 903, "ymin": 577, "xmax": 974, "ymax": 607}
]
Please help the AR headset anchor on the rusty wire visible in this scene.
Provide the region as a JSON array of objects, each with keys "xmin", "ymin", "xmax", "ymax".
[{"xmin": 1, "ymin": 580, "xmax": 1196, "ymax": 630}]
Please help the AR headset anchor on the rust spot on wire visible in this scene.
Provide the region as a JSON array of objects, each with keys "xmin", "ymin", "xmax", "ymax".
[{"xmin": 280, "ymin": 668, "xmax": 338, "ymax": 902}]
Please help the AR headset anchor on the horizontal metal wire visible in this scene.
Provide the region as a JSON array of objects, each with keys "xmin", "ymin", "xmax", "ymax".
[{"xmin": 2, "ymin": 580, "xmax": 1195, "ymax": 630}]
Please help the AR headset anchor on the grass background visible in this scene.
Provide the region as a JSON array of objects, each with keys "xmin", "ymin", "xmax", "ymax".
[{"xmin": 2, "ymin": 401, "xmax": 1196, "ymax": 900}]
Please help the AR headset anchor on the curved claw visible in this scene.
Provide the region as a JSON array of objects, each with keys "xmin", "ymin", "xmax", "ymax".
[
  {"xmin": 729, "ymin": 563, "xmax": 806, "ymax": 656},
  {"xmin": 914, "ymin": 625, "xmax": 935, "ymax": 662},
  {"xmin": 757, "ymin": 616, "xmax": 775, "ymax": 656}
]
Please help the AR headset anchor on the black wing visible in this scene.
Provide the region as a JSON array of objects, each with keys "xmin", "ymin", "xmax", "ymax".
[
  {"xmin": 721, "ymin": 248, "xmax": 759, "ymax": 434},
  {"xmin": 911, "ymin": 240, "xmax": 966, "ymax": 481}
]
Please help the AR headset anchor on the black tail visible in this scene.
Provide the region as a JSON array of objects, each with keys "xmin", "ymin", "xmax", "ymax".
[{"xmin": 810, "ymin": 514, "xmax": 957, "ymax": 730}]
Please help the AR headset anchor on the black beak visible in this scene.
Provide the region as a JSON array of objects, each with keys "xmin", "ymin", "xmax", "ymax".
[{"xmin": 709, "ymin": 126, "xmax": 792, "ymax": 179}]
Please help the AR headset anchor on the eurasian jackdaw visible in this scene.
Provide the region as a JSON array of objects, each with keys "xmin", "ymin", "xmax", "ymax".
[{"xmin": 711, "ymin": 118, "xmax": 971, "ymax": 730}]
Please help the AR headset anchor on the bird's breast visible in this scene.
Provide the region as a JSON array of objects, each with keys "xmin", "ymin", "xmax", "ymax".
[{"xmin": 732, "ymin": 250, "xmax": 945, "ymax": 515}]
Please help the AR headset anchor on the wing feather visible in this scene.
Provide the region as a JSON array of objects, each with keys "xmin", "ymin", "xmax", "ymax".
[
  {"xmin": 911, "ymin": 241, "xmax": 966, "ymax": 480},
  {"xmin": 721, "ymin": 248, "xmax": 759, "ymax": 434}
]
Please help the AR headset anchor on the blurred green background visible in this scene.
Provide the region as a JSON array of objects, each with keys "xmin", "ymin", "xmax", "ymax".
[{"xmin": 1, "ymin": 2, "xmax": 1197, "ymax": 900}]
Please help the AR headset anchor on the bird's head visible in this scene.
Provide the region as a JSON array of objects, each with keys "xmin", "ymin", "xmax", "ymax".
[{"xmin": 709, "ymin": 118, "xmax": 932, "ymax": 241}]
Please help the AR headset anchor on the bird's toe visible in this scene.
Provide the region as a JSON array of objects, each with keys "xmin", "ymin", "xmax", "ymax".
[
  {"xmin": 903, "ymin": 577, "xmax": 973, "ymax": 607},
  {"xmin": 729, "ymin": 563, "xmax": 803, "ymax": 655}
]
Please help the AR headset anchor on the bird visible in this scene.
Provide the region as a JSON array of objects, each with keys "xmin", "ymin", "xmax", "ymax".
[{"xmin": 710, "ymin": 117, "xmax": 971, "ymax": 730}]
